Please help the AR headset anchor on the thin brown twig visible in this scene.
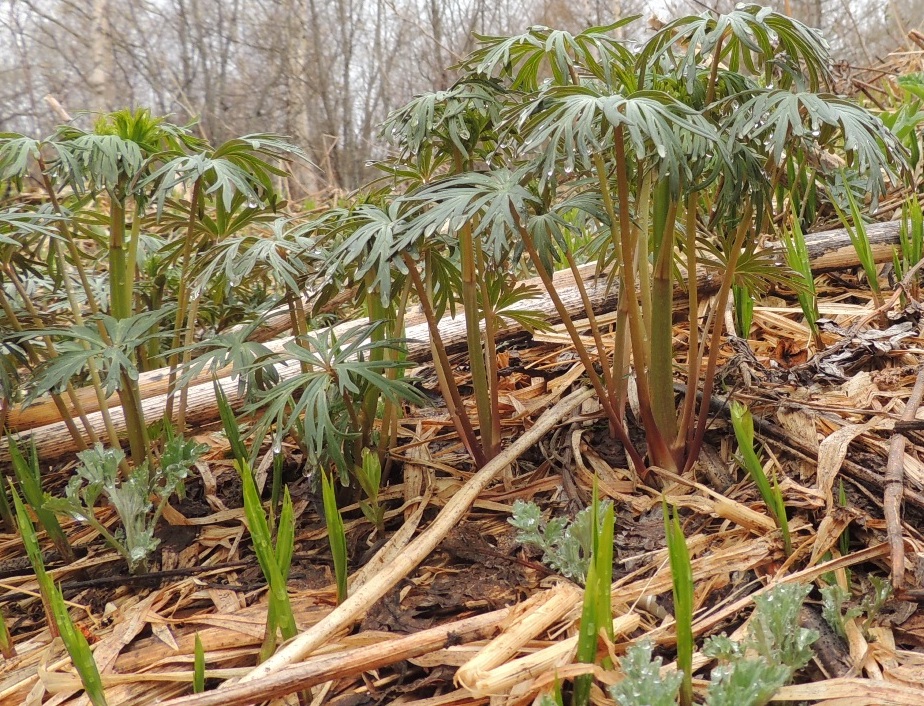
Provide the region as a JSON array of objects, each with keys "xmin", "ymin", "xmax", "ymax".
[{"xmin": 885, "ymin": 367, "xmax": 924, "ymax": 591}]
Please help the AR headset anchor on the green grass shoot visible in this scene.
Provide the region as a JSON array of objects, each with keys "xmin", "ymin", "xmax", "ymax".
[
  {"xmin": 573, "ymin": 479, "xmax": 615, "ymax": 705},
  {"xmin": 831, "ymin": 179, "xmax": 884, "ymax": 310},
  {"xmin": 240, "ymin": 458, "xmax": 297, "ymax": 661},
  {"xmin": 7, "ymin": 435, "xmax": 74, "ymax": 562},
  {"xmin": 357, "ymin": 447, "xmax": 385, "ymax": 533},
  {"xmin": 779, "ymin": 209, "xmax": 822, "ymax": 350},
  {"xmin": 730, "ymin": 401, "xmax": 792, "ymax": 555},
  {"xmin": 0, "ymin": 607, "xmax": 14, "ymax": 658},
  {"xmin": 193, "ymin": 633, "xmax": 205, "ymax": 693},
  {"xmin": 664, "ymin": 499, "xmax": 694, "ymax": 706},
  {"xmin": 733, "ymin": 284, "xmax": 754, "ymax": 339},
  {"xmin": 12, "ymin": 484, "xmax": 107, "ymax": 705},
  {"xmin": 321, "ymin": 470, "xmax": 349, "ymax": 604}
]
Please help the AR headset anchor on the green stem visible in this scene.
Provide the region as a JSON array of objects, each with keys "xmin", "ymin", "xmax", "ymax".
[
  {"xmin": 684, "ymin": 211, "xmax": 751, "ymax": 473},
  {"xmin": 36, "ymin": 158, "xmax": 102, "ymax": 316},
  {"xmin": 176, "ymin": 294, "xmax": 202, "ymax": 435},
  {"xmin": 649, "ymin": 178, "xmax": 679, "ymax": 454},
  {"xmin": 25, "ymin": 250, "xmax": 125, "ymax": 471},
  {"xmin": 165, "ymin": 179, "xmax": 202, "ymax": 422},
  {"xmin": 109, "ymin": 196, "xmax": 131, "ymax": 320},
  {"xmin": 361, "ymin": 269, "xmax": 387, "ymax": 457},
  {"xmin": 675, "ymin": 197, "xmax": 700, "ymax": 451},
  {"xmin": 613, "ymin": 128, "xmax": 672, "ymax": 470},
  {"xmin": 636, "ymin": 171, "xmax": 654, "ymax": 343},
  {"xmin": 705, "ymin": 33, "xmax": 725, "ymax": 107},
  {"xmin": 592, "ymin": 153, "xmax": 627, "ymax": 410},
  {"xmin": 403, "ymin": 253, "xmax": 486, "ymax": 468},
  {"xmin": 0, "ymin": 285, "xmax": 93, "ymax": 449},
  {"xmin": 564, "ymin": 249, "xmax": 614, "ymax": 395},
  {"xmin": 377, "ymin": 277, "xmax": 411, "ymax": 461},
  {"xmin": 474, "ymin": 242, "xmax": 501, "ymax": 459},
  {"xmin": 511, "ymin": 208, "xmax": 647, "ymax": 476},
  {"xmin": 459, "ymin": 219, "xmax": 495, "ymax": 459}
]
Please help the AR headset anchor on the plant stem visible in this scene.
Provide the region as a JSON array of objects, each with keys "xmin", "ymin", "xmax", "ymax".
[
  {"xmin": 675, "ymin": 198, "xmax": 701, "ymax": 451},
  {"xmin": 511, "ymin": 207, "xmax": 647, "ymax": 476},
  {"xmin": 0, "ymin": 285, "xmax": 93, "ymax": 449},
  {"xmin": 403, "ymin": 253, "xmax": 486, "ymax": 468},
  {"xmin": 684, "ymin": 209, "xmax": 751, "ymax": 473},
  {"xmin": 474, "ymin": 242, "xmax": 501, "ymax": 458},
  {"xmin": 649, "ymin": 178, "xmax": 679, "ymax": 456},
  {"xmin": 613, "ymin": 127, "xmax": 673, "ymax": 469},
  {"xmin": 593, "ymin": 153, "xmax": 630, "ymax": 415},
  {"xmin": 165, "ymin": 179, "xmax": 202, "ymax": 422},
  {"xmin": 109, "ymin": 195, "xmax": 132, "ymax": 320},
  {"xmin": 459, "ymin": 218, "xmax": 495, "ymax": 459},
  {"xmin": 564, "ymin": 249, "xmax": 614, "ymax": 394}
]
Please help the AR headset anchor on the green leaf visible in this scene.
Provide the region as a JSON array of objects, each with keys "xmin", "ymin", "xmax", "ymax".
[
  {"xmin": 322, "ymin": 471, "xmax": 348, "ymax": 604},
  {"xmin": 193, "ymin": 633, "xmax": 206, "ymax": 693},
  {"xmin": 664, "ymin": 499, "xmax": 694, "ymax": 706}
]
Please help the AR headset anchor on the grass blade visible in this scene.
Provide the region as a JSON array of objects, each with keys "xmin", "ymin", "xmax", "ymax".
[
  {"xmin": 12, "ymin": 484, "xmax": 107, "ymax": 704},
  {"xmin": 49, "ymin": 580, "xmax": 108, "ymax": 706},
  {"xmin": 730, "ymin": 401, "xmax": 791, "ymax": 555},
  {"xmin": 7, "ymin": 435, "xmax": 74, "ymax": 561},
  {"xmin": 193, "ymin": 633, "xmax": 205, "ymax": 693},
  {"xmin": 573, "ymin": 480, "xmax": 615, "ymax": 704},
  {"xmin": 240, "ymin": 459, "xmax": 297, "ymax": 658},
  {"xmin": 779, "ymin": 210, "xmax": 822, "ymax": 349},
  {"xmin": 732, "ymin": 284, "xmax": 753, "ymax": 339},
  {"xmin": 321, "ymin": 470, "xmax": 348, "ymax": 604},
  {"xmin": 213, "ymin": 379, "xmax": 248, "ymax": 466},
  {"xmin": 0, "ymin": 607, "xmax": 14, "ymax": 658},
  {"xmin": 664, "ymin": 499, "xmax": 693, "ymax": 706}
]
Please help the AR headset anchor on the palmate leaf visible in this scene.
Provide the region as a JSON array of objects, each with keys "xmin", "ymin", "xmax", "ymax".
[
  {"xmin": 191, "ymin": 217, "xmax": 318, "ymax": 294},
  {"xmin": 323, "ymin": 202, "xmax": 416, "ymax": 306},
  {"xmin": 380, "ymin": 77, "xmax": 507, "ymax": 160},
  {"xmin": 247, "ymin": 322, "xmax": 424, "ymax": 476},
  {"xmin": 516, "ymin": 86, "xmax": 718, "ymax": 192},
  {"xmin": 726, "ymin": 90, "xmax": 908, "ymax": 205},
  {"xmin": 0, "ymin": 134, "xmax": 42, "ymax": 183},
  {"xmin": 49, "ymin": 109, "xmax": 195, "ymax": 198},
  {"xmin": 16, "ymin": 310, "xmax": 173, "ymax": 404},
  {"xmin": 142, "ymin": 134, "xmax": 304, "ymax": 214},
  {"xmin": 697, "ymin": 237, "xmax": 796, "ymax": 296},
  {"xmin": 170, "ymin": 321, "xmax": 278, "ymax": 398},
  {"xmin": 487, "ymin": 279, "xmax": 553, "ymax": 334},
  {"xmin": 641, "ymin": 5, "xmax": 832, "ymax": 92},
  {"xmin": 404, "ymin": 167, "xmax": 542, "ymax": 261},
  {"xmin": 462, "ymin": 21, "xmax": 638, "ymax": 91},
  {"xmin": 0, "ymin": 209, "xmax": 63, "ymax": 244}
]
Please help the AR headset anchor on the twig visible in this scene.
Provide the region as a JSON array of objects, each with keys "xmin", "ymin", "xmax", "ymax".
[
  {"xmin": 43, "ymin": 94, "xmax": 73, "ymax": 123},
  {"xmin": 885, "ymin": 368, "xmax": 924, "ymax": 591},
  {"xmin": 809, "ymin": 255, "xmax": 924, "ymax": 370},
  {"xmin": 237, "ymin": 385, "xmax": 595, "ymax": 682}
]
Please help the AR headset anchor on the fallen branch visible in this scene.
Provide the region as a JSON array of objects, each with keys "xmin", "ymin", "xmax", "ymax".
[{"xmin": 885, "ymin": 367, "xmax": 924, "ymax": 591}]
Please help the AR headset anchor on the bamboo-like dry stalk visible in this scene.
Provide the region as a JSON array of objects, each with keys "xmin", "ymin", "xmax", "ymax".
[
  {"xmin": 152, "ymin": 609, "xmax": 511, "ymax": 706},
  {"xmin": 236, "ymin": 386, "xmax": 595, "ymax": 682}
]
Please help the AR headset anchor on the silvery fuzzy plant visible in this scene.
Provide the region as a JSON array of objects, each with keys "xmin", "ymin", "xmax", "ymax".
[
  {"xmin": 45, "ymin": 437, "xmax": 207, "ymax": 573},
  {"xmin": 509, "ymin": 498, "xmax": 613, "ymax": 584},
  {"xmin": 609, "ymin": 584, "xmax": 818, "ymax": 706}
]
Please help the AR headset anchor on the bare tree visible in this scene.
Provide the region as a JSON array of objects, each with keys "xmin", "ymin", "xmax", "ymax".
[{"xmin": 1, "ymin": 0, "xmax": 918, "ymax": 193}]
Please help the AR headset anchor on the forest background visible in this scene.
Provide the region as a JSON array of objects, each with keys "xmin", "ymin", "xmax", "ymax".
[{"xmin": 2, "ymin": 0, "xmax": 921, "ymax": 197}]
